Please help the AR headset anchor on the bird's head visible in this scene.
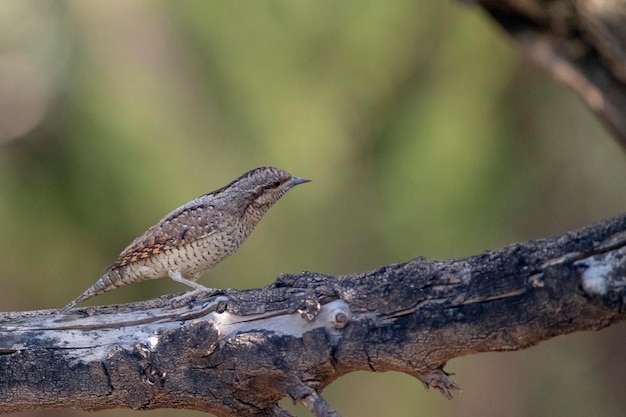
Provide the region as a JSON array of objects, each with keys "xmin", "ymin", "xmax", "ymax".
[{"xmin": 217, "ymin": 167, "xmax": 310, "ymax": 217}]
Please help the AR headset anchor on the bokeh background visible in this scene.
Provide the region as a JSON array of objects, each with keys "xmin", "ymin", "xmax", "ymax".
[{"xmin": 1, "ymin": 1, "xmax": 625, "ymax": 416}]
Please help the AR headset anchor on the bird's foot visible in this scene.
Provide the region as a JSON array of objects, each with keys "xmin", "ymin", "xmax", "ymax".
[{"xmin": 170, "ymin": 288, "xmax": 216, "ymax": 308}]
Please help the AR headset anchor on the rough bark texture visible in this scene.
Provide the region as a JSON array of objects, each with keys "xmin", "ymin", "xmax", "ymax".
[
  {"xmin": 1, "ymin": 213, "xmax": 625, "ymax": 416},
  {"xmin": 477, "ymin": 0, "xmax": 626, "ymax": 147}
]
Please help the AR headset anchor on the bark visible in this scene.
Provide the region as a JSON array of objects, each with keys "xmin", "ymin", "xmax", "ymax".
[
  {"xmin": 1, "ymin": 213, "xmax": 625, "ymax": 417},
  {"xmin": 475, "ymin": 0, "xmax": 626, "ymax": 148}
]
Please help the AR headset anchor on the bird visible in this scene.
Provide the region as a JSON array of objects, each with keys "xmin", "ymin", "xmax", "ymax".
[{"xmin": 61, "ymin": 166, "xmax": 310, "ymax": 312}]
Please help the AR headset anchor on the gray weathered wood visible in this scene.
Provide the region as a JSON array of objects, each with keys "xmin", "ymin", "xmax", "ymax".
[{"xmin": 1, "ymin": 213, "xmax": 625, "ymax": 416}]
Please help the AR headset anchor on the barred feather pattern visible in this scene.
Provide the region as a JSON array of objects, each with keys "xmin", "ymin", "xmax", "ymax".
[{"xmin": 61, "ymin": 167, "xmax": 309, "ymax": 312}]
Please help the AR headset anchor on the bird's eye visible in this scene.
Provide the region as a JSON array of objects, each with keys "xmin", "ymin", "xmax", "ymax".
[{"xmin": 259, "ymin": 180, "xmax": 282, "ymax": 193}]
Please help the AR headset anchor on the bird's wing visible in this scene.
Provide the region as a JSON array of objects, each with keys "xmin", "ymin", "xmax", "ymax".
[{"xmin": 112, "ymin": 201, "xmax": 221, "ymax": 268}]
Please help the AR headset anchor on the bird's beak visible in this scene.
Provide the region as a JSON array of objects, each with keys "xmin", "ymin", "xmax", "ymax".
[{"xmin": 288, "ymin": 177, "xmax": 311, "ymax": 187}]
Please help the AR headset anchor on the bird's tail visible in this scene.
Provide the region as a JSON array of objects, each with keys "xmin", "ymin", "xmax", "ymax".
[{"xmin": 60, "ymin": 270, "xmax": 123, "ymax": 313}]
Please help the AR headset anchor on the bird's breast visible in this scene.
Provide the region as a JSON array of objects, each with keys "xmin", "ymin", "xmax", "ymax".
[{"xmin": 116, "ymin": 220, "xmax": 255, "ymax": 282}]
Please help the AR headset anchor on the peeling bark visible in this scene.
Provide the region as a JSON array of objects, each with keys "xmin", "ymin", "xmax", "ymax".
[{"xmin": 1, "ymin": 213, "xmax": 625, "ymax": 416}]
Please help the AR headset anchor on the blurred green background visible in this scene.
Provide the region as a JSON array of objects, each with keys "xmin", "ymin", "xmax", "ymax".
[{"xmin": 1, "ymin": 1, "xmax": 625, "ymax": 416}]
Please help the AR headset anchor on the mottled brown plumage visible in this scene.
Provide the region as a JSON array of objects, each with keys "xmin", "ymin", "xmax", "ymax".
[{"xmin": 62, "ymin": 167, "xmax": 309, "ymax": 312}]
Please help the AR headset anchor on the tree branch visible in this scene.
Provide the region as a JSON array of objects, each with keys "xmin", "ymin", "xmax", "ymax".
[
  {"xmin": 474, "ymin": 0, "xmax": 626, "ymax": 147},
  {"xmin": 1, "ymin": 213, "xmax": 625, "ymax": 416}
]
